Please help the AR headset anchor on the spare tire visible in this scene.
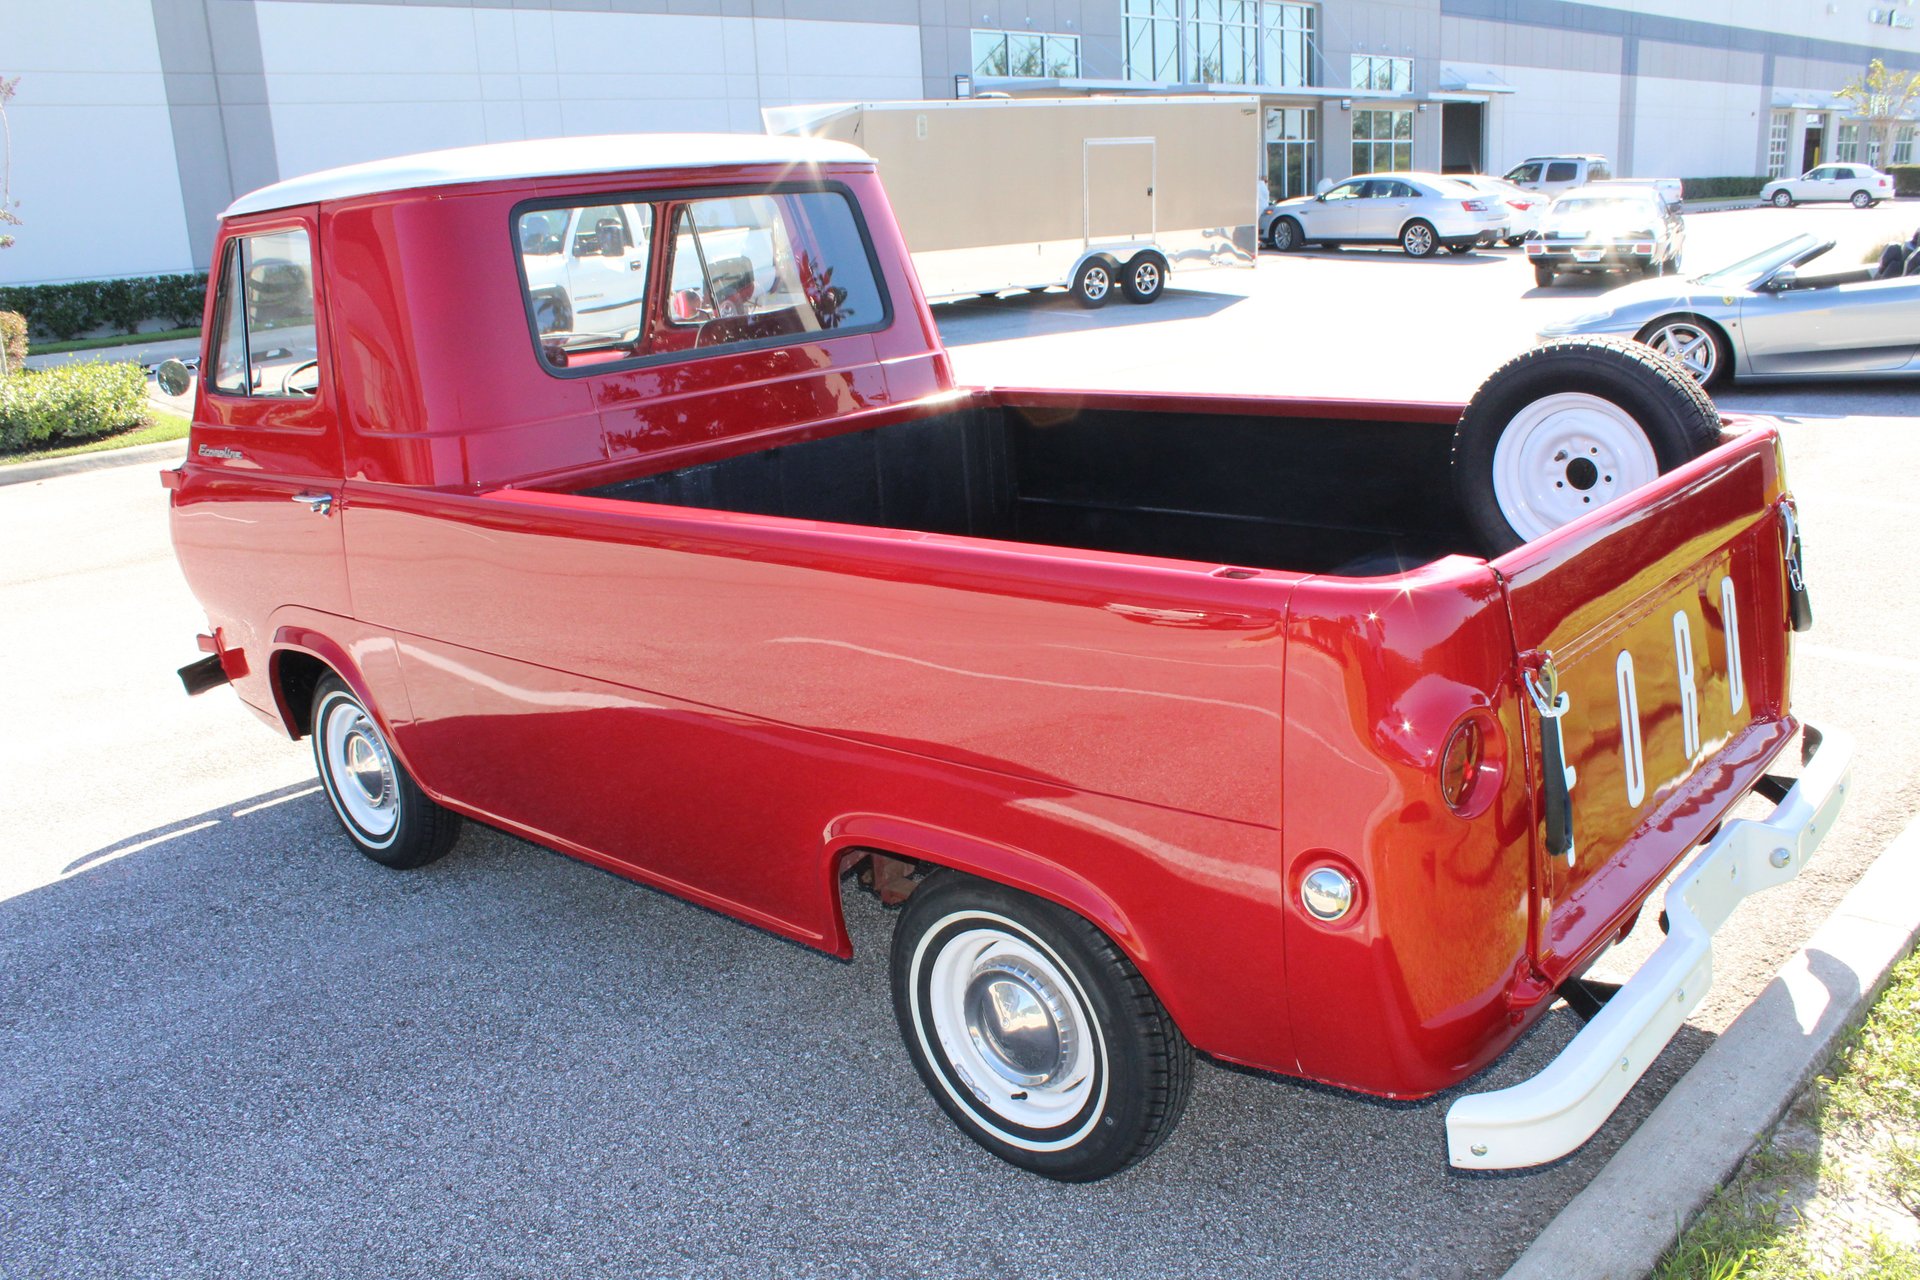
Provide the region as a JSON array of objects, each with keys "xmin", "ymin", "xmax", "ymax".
[{"xmin": 1450, "ymin": 337, "xmax": 1722, "ymax": 556}]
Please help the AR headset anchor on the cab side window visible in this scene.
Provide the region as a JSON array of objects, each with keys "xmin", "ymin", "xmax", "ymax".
[
  {"xmin": 1545, "ymin": 161, "xmax": 1577, "ymax": 183},
  {"xmin": 208, "ymin": 228, "xmax": 321, "ymax": 399}
]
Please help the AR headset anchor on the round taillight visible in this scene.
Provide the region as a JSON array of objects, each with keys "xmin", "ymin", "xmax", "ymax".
[{"xmin": 1440, "ymin": 717, "xmax": 1486, "ymax": 813}]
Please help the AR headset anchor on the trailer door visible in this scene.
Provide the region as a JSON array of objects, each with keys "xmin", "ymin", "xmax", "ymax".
[{"xmin": 1085, "ymin": 138, "xmax": 1155, "ymax": 245}]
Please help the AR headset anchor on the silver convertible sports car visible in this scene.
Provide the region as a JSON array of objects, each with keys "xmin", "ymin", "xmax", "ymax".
[{"xmin": 1538, "ymin": 232, "xmax": 1920, "ymax": 386}]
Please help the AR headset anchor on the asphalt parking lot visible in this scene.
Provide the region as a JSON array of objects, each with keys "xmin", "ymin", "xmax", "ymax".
[{"xmin": 3, "ymin": 203, "xmax": 1918, "ymax": 1279}]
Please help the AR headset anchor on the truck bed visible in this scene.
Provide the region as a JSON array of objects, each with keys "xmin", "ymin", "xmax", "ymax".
[{"xmin": 584, "ymin": 396, "xmax": 1478, "ymax": 577}]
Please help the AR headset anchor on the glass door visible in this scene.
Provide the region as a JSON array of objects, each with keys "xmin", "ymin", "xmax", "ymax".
[{"xmin": 1265, "ymin": 106, "xmax": 1317, "ymax": 199}]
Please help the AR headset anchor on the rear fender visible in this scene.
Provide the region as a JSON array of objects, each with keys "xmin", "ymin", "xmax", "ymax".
[{"xmin": 267, "ymin": 617, "xmax": 421, "ymax": 777}]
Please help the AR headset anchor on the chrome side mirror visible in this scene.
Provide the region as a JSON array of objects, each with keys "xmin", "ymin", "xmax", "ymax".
[{"xmin": 155, "ymin": 358, "xmax": 194, "ymax": 397}]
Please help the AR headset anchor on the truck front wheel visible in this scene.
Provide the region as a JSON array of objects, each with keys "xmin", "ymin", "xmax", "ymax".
[
  {"xmin": 1450, "ymin": 337, "xmax": 1721, "ymax": 554},
  {"xmin": 311, "ymin": 675, "xmax": 461, "ymax": 869},
  {"xmin": 890, "ymin": 872, "xmax": 1192, "ymax": 1181},
  {"xmin": 1072, "ymin": 257, "xmax": 1118, "ymax": 308}
]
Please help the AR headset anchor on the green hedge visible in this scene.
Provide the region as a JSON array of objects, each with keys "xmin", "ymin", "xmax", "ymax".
[
  {"xmin": 0, "ymin": 274, "xmax": 207, "ymax": 341},
  {"xmin": 0, "ymin": 361, "xmax": 149, "ymax": 451},
  {"xmin": 1890, "ymin": 165, "xmax": 1920, "ymax": 197},
  {"xmin": 0, "ymin": 312, "xmax": 24, "ymax": 369},
  {"xmin": 1678, "ymin": 176, "xmax": 1769, "ymax": 201}
]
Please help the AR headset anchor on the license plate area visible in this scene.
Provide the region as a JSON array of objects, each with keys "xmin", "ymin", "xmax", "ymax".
[{"xmin": 1574, "ymin": 248, "xmax": 1604, "ymax": 262}]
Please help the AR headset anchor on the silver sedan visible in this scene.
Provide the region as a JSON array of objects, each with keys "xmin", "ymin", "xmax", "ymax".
[{"xmin": 1536, "ymin": 232, "xmax": 1920, "ymax": 387}]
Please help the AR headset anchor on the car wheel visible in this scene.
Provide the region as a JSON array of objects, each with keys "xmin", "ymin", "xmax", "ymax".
[
  {"xmin": 1401, "ymin": 220, "xmax": 1438, "ymax": 257},
  {"xmin": 1121, "ymin": 252, "xmax": 1167, "ymax": 304},
  {"xmin": 1532, "ymin": 262, "xmax": 1556, "ymax": 288},
  {"xmin": 531, "ymin": 290, "xmax": 572, "ymax": 334},
  {"xmin": 1449, "ymin": 337, "xmax": 1723, "ymax": 555},
  {"xmin": 1638, "ymin": 314, "xmax": 1731, "ymax": 389},
  {"xmin": 1072, "ymin": 257, "xmax": 1117, "ymax": 308},
  {"xmin": 1268, "ymin": 216, "xmax": 1301, "ymax": 252},
  {"xmin": 1851, "ymin": 190, "xmax": 1874, "ymax": 209},
  {"xmin": 1771, "ymin": 189, "xmax": 1794, "ymax": 208},
  {"xmin": 312, "ymin": 675, "xmax": 461, "ymax": 869},
  {"xmin": 891, "ymin": 871, "xmax": 1193, "ymax": 1182}
]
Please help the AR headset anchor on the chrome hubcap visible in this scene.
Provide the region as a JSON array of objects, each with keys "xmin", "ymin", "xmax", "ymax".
[
  {"xmin": 1133, "ymin": 263, "xmax": 1159, "ymax": 294},
  {"xmin": 964, "ymin": 960, "xmax": 1074, "ymax": 1087},
  {"xmin": 343, "ymin": 730, "xmax": 388, "ymax": 806},
  {"xmin": 1647, "ymin": 323, "xmax": 1717, "ymax": 381},
  {"xmin": 1083, "ymin": 268, "xmax": 1109, "ymax": 299}
]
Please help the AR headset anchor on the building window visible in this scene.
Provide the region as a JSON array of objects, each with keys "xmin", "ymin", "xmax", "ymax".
[
  {"xmin": 1767, "ymin": 111, "xmax": 1791, "ymax": 178},
  {"xmin": 1124, "ymin": 0, "xmax": 1182, "ymax": 81},
  {"xmin": 973, "ymin": 29, "xmax": 1079, "ymax": 78},
  {"xmin": 1895, "ymin": 124, "xmax": 1916, "ymax": 166},
  {"xmin": 1185, "ymin": 0, "xmax": 1259, "ymax": 84},
  {"xmin": 1834, "ymin": 120, "xmax": 1860, "ymax": 163},
  {"xmin": 1265, "ymin": 106, "xmax": 1317, "ymax": 198},
  {"xmin": 1261, "ymin": 3, "xmax": 1315, "ymax": 88},
  {"xmin": 1352, "ymin": 108, "xmax": 1412, "ymax": 174},
  {"xmin": 1350, "ymin": 55, "xmax": 1412, "ymax": 94}
]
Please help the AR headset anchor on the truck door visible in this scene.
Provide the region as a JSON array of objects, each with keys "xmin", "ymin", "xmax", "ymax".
[
  {"xmin": 1085, "ymin": 139, "xmax": 1155, "ymax": 245},
  {"xmin": 171, "ymin": 212, "xmax": 350, "ymax": 698}
]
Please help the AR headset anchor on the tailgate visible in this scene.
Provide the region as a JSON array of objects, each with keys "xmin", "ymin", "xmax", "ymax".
[{"xmin": 1494, "ymin": 428, "xmax": 1795, "ymax": 980}]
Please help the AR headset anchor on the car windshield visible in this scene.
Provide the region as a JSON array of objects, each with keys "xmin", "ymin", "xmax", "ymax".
[{"xmin": 1694, "ymin": 234, "xmax": 1835, "ymax": 286}]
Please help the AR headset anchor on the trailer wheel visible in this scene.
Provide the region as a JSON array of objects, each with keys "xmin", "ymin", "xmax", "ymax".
[
  {"xmin": 1121, "ymin": 252, "xmax": 1167, "ymax": 304},
  {"xmin": 892, "ymin": 871, "xmax": 1193, "ymax": 1181},
  {"xmin": 312, "ymin": 675, "xmax": 462, "ymax": 869},
  {"xmin": 1450, "ymin": 337, "xmax": 1722, "ymax": 555},
  {"xmin": 1072, "ymin": 257, "xmax": 1117, "ymax": 308}
]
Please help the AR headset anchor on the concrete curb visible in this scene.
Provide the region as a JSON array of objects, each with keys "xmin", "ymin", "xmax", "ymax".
[
  {"xmin": 1502, "ymin": 813, "xmax": 1920, "ymax": 1280},
  {"xmin": 0, "ymin": 438, "xmax": 187, "ymax": 487}
]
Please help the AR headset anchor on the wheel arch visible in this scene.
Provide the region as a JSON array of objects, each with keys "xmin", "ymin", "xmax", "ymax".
[
  {"xmin": 267, "ymin": 625, "xmax": 380, "ymax": 741},
  {"xmin": 820, "ymin": 816, "xmax": 1146, "ymax": 971},
  {"xmin": 1070, "ymin": 249, "xmax": 1124, "ymax": 280}
]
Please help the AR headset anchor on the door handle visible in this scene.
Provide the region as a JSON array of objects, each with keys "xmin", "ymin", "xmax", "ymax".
[{"xmin": 292, "ymin": 491, "xmax": 334, "ymax": 516}]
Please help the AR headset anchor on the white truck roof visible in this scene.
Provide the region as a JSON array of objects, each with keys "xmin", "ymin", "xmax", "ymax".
[{"xmin": 223, "ymin": 133, "xmax": 873, "ymax": 218}]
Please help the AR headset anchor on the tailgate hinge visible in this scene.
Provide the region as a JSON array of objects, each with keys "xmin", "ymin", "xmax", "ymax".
[{"xmin": 1523, "ymin": 651, "xmax": 1578, "ymax": 867}]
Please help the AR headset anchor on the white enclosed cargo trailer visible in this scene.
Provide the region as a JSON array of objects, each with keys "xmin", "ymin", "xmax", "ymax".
[{"xmin": 763, "ymin": 96, "xmax": 1259, "ymax": 307}]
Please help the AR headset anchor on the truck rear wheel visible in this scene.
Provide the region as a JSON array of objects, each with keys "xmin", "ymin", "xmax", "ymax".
[
  {"xmin": 1072, "ymin": 257, "xmax": 1117, "ymax": 308},
  {"xmin": 1121, "ymin": 252, "xmax": 1167, "ymax": 304},
  {"xmin": 312, "ymin": 675, "xmax": 461, "ymax": 869},
  {"xmin": 1450, "ymin": 337, "xmax": 1722, "ymax": 555},
  {"xmin": 891, "ymin": 872, "xmax": 1192, "ymax": 1181}
]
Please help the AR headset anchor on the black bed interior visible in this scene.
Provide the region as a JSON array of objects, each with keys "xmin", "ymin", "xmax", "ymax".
[{"xmin": 585, "ymin": 404, "xmax": 1475, "ymax": 576}]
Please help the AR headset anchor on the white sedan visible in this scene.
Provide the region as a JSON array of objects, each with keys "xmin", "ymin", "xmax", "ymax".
[
  {"xmin": 1260, "ymin": 172, "xmax": 1507, "ymax": 257},
  {"xmin": 1760, "ymin": 164, "xmax": 1893, "ymax": 208}
]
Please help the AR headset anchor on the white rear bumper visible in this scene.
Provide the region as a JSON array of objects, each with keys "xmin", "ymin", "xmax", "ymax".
[{"xmin": 1445, "ymin": 724, "xmax": 1853, "ymax": 1170}]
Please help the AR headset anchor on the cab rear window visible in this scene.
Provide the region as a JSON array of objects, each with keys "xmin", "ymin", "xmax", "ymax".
[{"xmin": 514, "ymin": 186, "xmax": 887, "ymax": 374}]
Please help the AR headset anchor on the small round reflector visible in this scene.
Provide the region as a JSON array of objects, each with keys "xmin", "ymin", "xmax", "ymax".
[{"xmin": 1301, "ymin": 868, "xmax": 1354, "ymax": 921}]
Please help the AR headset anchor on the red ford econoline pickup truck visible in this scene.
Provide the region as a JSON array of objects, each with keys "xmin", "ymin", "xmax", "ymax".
[{"xmin": 160, "ymin": 134, "xmax": 1850, "ymax": 1182}]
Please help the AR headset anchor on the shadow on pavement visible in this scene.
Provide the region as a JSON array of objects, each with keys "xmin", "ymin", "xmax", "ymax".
[{"xmin": 0, "ymin": 782, "xmax": 1718, "ymax": 1279}]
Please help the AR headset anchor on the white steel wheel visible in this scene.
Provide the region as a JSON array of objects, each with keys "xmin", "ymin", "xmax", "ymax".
[
  {"xmin": 1641, "ymin": 318, "xmax": 1725, "ymax": 386},
  {"xmin": 310, "ymin": 674, "xmax": 461, "ymax": 869},
  {"xmin": 1490, "ymin": 392, "xmax": 1660, "ymax": 543},
  {"xmin": 915, "ymin": 916, "xmax": 1104, "ymax": 1142},
  {"xmin": 891, "ymin": 873, "xmax": 1192, "ymax": 1181},
  {"xmin": 318, "ymin": 689, "xmax": 401, "ymax": 848}
]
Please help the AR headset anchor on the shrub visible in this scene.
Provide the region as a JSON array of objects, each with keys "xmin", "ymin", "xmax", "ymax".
[
  {"xmin": 0, "ymin": 312, "xmax": 25, "ymax": 370},
  {"xmin": 0, "ymin": 274, "xmax": 209, "ymax": 341},
  {"xmin": 0, "ymin": 360, "xmax": 148, "ymax": 451},
  {"xmin": 1678, "ymin": 176, "xmax": 1769, "ymax": 201},
  {"xmin": 1890, "ymin": 165, "xmax": 1920, "ymax": 197}
]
